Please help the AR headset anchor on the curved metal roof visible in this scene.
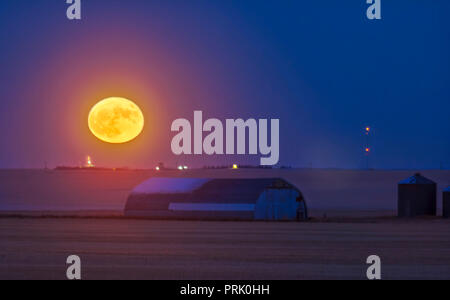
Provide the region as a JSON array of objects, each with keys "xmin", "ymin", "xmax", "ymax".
[
  {"xmin": 130, "ymin": 178, "xmax": 302, "ymax": 202},
  {"xmin": 132, "ymin": 178, "xmax": 211, "ymax": 194}
]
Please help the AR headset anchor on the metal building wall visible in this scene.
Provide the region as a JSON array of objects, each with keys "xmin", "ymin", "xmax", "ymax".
[
  {"xmin": 254, "ymin": 189, "xmax": 300, "ymax": 221},
  {"xmin": 398, "ymin": 183, "xmax": 437, "ymax": 217},
  {"xmin": 444, "ymin": 188, "xmax": 450, "ymax": 219}
]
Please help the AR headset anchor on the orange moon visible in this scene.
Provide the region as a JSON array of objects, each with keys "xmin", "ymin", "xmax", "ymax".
[{"xmin": 88, "ymin": 97, "xmax": 144, "ymax": 144}]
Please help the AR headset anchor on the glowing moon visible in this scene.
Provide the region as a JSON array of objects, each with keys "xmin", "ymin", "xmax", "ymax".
[{"xmin": 88, "ymin": 97, "xmax": 144, "ymax": 144}]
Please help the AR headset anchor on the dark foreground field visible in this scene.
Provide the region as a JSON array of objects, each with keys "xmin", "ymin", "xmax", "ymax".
[{"xmin": 1, "ymin": 218, "xmax": 449, "ymax": 280}]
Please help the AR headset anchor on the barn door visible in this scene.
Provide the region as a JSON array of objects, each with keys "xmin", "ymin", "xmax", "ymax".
[
  {"xmin": 254, "ymin": 189, "xmax": 299, "ymax": 221},
  {"xmin": 272, "ymin": 189, "xmax": 299, "ymax": 221}
]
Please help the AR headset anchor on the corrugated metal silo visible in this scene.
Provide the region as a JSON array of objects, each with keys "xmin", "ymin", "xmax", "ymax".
[
  {"xmin": 398, "ymin": 173, "xmax": 437, "ymax": 217},
  {"xmin": 444, "ymin": 187, "xmax": 450, "ymax": 219}
]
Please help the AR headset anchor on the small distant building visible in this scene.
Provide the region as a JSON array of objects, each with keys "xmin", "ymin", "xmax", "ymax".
[
  {"xmin": 398, "ymin": 173, "xmax": 437, "ymax": 217},
  {"xmin": 125, "ymin": 178, "xmax": 308, "ymax": 221},
  {"xmin": 443, "ymin": 187, "xmax": 450, "ymax": 219}
]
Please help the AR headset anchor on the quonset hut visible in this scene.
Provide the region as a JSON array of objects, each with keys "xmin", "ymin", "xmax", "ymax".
[{"xmin": 124, "ymin": 178, "xmax": 308, "ymax": 221}]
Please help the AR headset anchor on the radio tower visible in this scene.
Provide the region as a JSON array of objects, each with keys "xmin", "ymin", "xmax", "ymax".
[{"xmin": 364, "ymin": 126, "xmax": 371, "ymax": 170}]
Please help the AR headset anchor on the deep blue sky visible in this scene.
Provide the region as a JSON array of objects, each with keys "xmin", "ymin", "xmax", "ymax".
[{"xmin": 0, "ymin": 0, "xmax": 449, "ymax": 169}]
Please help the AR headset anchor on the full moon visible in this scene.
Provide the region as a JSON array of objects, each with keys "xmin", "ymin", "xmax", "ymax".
[{"xmin": 88, "ymin": 97, "xmax": 144, "ymax": 144}]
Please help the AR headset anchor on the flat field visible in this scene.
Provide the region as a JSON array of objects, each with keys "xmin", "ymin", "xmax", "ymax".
[{"xmin": 1, "ymin": 218, "xmax": 449, "ymax": 280}]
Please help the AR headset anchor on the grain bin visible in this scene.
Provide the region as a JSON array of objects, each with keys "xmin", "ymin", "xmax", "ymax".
[
  {"xmin": 398, "ymin": 173, "xmax": 437, "ymax": 217},
  {"xmin": 443, "ymin": 187, "xmax": 450, "ymax": 219}
]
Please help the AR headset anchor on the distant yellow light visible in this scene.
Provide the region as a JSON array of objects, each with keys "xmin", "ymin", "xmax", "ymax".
[
  {"xmin": 155, "ymin": 166, "xmax": 160, "ymax": 171},
  {"xmin": 183, "ymin": 166, "xmax": 188, "ymax": 170},
  {"xmin": 178, "ymin": 166, "xmax": 184, "ymax": 170},
  {"xmin": 232, "ymin": 164, "xmax": 239, "ymax": 169},
  {"xmin": 86, "ymin": 156, "xmax": 95, "ymax": 168},
  {"xmin": 365, "ymin": 148, "xmax": 370, "ymax": 153}
]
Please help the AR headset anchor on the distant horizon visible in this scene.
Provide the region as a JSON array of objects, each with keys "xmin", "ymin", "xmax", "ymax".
[{"xmin": 1, "ymin": 166, "xmax": 449, "ymax": 172}]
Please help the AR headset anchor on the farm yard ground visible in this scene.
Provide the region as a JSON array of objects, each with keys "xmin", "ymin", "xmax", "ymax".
[{"xmin": 0, "ymin": 218, "xmax": 449, "ymax": 280}]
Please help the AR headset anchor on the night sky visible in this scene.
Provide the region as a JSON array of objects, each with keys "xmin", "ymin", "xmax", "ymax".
[{"xmin": 0, "ymin": 0, "xmax": 449, "ymax": 169}]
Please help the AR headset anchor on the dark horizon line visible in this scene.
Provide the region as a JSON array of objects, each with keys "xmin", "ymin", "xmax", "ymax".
[{"xmin": 0, "ymin": 167, "xmax": 449, "ymax": 172}]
